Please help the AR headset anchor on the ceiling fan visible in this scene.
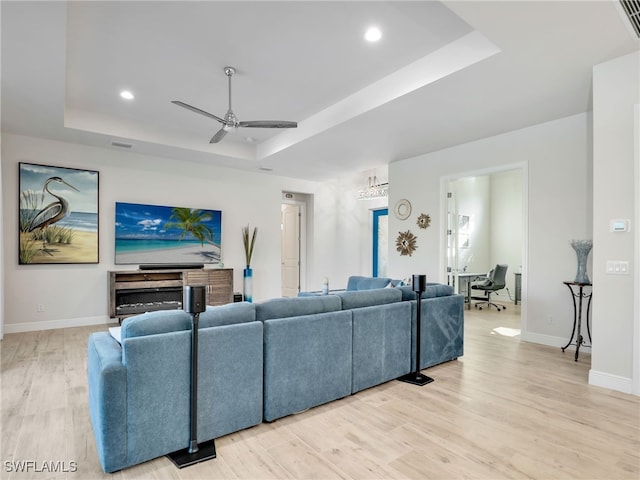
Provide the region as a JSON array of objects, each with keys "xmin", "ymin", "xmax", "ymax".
[{"xmin": 172, "ymin": 66, "xmax": 298, "ymax": 143}]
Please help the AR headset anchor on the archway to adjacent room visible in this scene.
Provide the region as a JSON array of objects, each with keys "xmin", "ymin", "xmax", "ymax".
[{"xmin": 443, "ymin": 164, "xmax": 527, "ymax": 333}]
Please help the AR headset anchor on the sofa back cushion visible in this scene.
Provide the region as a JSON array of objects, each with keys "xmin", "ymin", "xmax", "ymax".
[
  {"xmin": 398, "ymin": 283, "xmax": 454, "ymax": 301},
  {"xmin": 199, "ymin": 302, "xmax": 256, "ymax": 328},
  {"xmin": 346, "ymin": 276, "xmax": 392, "ymax": 291},
  {"xmin": 120, "ymin": 309, "xmax": 191, "ymax": 340},
  {"xmin": 255, "ymin": 295, "xmax": 342, "ymax": 322},
  {"xmin": 262, "ymin": 310, "xmax": 352, "ymax": 421},
  {"xmin": 336, "ymin": 288, "xmax": 402, "ymax": 309}
]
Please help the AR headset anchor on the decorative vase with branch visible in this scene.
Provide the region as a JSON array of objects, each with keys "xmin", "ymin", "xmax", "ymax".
[{"xmin": 242, "ymin": 225, "xmax": 257, "ymax": 302}]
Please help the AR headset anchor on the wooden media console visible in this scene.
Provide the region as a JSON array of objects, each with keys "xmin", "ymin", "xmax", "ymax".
[{"xmin": 109, "ymin": 268, "xmax": 233, "ymax": 322}]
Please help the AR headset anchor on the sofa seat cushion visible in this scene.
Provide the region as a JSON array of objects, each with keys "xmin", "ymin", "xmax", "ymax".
[
  {"xmin": 336, "ymin": 288, "xmax": 402, "ymax": 310},
  {"xmin": 346, "ymin": 276, "xmax": 392, "ymax": 290},
  {"xmin": 120, "ymin": 310, "xmax": 191, "ymax": 340},
  {"xmin": 398, "ymin": 283, "xmax": 454, "ymax": 301},
  {"xmin": 255, "ymin": 295, "xmax": 341, "ymax": 322},
  {"xmin": 199, "ymin": 302, "xmax": 256, "ymax": 328}
]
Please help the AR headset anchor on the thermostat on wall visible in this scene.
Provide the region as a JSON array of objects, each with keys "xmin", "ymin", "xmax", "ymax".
[{"xmin": 610, "ymin": 219, "xmax": 630, "ymax": 232}]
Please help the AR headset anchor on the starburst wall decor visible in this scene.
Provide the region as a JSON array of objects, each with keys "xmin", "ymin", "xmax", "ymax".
[
  {"xmin": 417, "ymin": 213, "xmax": 431, "ymax": 229},
  {"xmin": 396, "ymin": 230, "xmax": 417, "ymax": 256}
]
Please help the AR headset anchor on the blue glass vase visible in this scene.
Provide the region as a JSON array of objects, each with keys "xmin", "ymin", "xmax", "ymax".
[
  {"xmin": 243, "ymin": 267, "xmax": 253, "ymax": 303},
  {"xmin": 570, "ymin": 240, "xmax": 592, "ymax": 284}
]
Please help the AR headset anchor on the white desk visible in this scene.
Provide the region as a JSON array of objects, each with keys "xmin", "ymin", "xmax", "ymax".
[{"xmin": 448, "ymin": 272, "xmax": 486, "ymax": 309}]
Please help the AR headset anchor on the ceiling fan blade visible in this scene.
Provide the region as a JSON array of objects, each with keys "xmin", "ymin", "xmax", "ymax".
[
  {"xmin": 238, "ymin": 120, "xmax": 298, "ymax": 129},
  {"xmin": 172, "ymin": 100, "xmax": 225, "ymax": 124},
  {"xmin": 173, "ymin": 67, "xmax": 298, "ymax": 144},
  {"xmin": 209, "ymin": 127, "xmax": 228, "ymax": 143}
]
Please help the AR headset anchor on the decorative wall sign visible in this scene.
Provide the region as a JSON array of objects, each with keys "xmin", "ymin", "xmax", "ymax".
[
  {"xmin": 396, "ymin": 230, "xmax": 417, "ymax": 256},
  {"xmin": 417, "ymin": 213, "xmax": 431, "ymax": 229},
  {"xmin": 394, "ymin": 199, "xmax": 411, "ymax": 220},
  {"xmin": 19, "ymin": 163, "xmax": 99, "ymax": 264}
]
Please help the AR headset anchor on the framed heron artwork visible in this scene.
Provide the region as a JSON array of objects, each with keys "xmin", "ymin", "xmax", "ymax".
[{"xmin": 18, "ymin": 162, "xmax": 99, "ymax": 264}]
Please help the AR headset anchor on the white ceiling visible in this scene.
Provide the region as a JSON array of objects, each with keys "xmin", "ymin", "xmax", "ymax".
[{"xmin": 2, "ymin": 1, "xmax": 638, "ymax": 182}]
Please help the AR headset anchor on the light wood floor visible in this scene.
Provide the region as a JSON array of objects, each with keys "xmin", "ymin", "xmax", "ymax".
[{"xmin": 1, "ymin": 305, "xmax": 639, "ymax": 479}]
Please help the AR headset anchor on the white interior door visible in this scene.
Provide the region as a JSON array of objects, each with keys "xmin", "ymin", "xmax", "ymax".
[
  {"xmin": 281, "ymin": 203, "xmax": 301, "ymax": 297},
  {"xmin": 446, "ymin": 190, "xmax": 459, "ymax": 291}
]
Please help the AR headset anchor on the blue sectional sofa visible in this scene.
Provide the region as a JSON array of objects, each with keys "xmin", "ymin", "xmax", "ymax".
[
  {"xmin": 88, "ymin": 302, "xmax": 263, "ymax": 473},
  {"xmin": 87, "ymin": 277, "xmax": 463, "ymax": 472}
]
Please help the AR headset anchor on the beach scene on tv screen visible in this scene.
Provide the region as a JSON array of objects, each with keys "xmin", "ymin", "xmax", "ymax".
[{"xmin": 115, "ymin": 202, "xmax": 222, "ymax": 265}]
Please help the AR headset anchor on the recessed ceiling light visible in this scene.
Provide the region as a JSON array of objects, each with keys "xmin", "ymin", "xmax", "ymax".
[
  {"xmin": 365, "ymin": 26, "xmax": 382, "ymax": 42},
  {"xmin": 120, "ymin": 90, "xmax": 134, "ymax": 100}
]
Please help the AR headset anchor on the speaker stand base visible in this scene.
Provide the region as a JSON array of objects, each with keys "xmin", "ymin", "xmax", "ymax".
[
  {"xmin": 167, "ymin": 439, "xmax": 216, "ymax": 468},
  {"xmin": 397, "ymin": 372, "xmax": 434, "ymax": 386}
]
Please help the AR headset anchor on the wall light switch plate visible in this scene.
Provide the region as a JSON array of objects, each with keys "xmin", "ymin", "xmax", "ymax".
[
  {"xmin": 607, "ymin": 260, "xmax": 630, "ymax": 274},
  {"xmin": 610, "ymin": 219, "xmax": 630, "ymax": 232}
]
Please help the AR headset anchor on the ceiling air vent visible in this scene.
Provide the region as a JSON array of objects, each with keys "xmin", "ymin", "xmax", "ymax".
[
  {"xmin": 620, "ymin": 0, "xmax": 640, "ymax": 38},
  {"xmin": 111, "ymin": 141, "xmax": 133, "ymax": 149}
]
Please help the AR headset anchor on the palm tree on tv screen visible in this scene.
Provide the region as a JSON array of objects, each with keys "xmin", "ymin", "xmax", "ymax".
[{"xmin": 164, "ymin": 207, "xmax": 214, "ymax": 246}]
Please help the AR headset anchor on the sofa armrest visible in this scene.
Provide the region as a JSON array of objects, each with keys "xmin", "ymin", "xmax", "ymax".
[{"xmin": 87, "ymin": 332, "xmax": 127, "ymax": 473}]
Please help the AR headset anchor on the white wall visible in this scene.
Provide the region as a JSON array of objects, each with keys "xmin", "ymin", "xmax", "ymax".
[
  {"xmin": 490, "ymin": 169, "xmax": 523, "ymax": 295},
  {"xmin": 1, "ymin": 133, "xmax": 319, "ymax": 332},
  {"xmin": 389, "ymin": 113, "xmax": 591, "ymax": 347},
  {"xmin": 591, "ymin": 51, "xmax": 639, "ymax": 393},
  {"xmin": 308, "ymin": 170, "xmax": 388, "ymax": 291}
]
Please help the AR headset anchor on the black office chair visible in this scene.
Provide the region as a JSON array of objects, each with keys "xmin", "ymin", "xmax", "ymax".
[{"xmin": 471, "ymin": 264, "xmax": 508, "ymax": 311}]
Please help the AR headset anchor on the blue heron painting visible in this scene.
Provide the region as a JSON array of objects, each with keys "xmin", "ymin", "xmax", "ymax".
[
  {"xmin": 19, "ymin": 163, "xmax": 99, "ymax": 264},
  {"xmin": 27, "ymin": 176, "xmax": 80, "ymax": 254}
]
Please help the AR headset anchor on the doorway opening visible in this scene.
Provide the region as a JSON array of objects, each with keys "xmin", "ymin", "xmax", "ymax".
[
  {"xmin": 281, "ymin": 192, "xmax": 309, "ymax": 297},
  {"xmin": 444, "ymin": 166, "xmax": 527, "ymax": 331},
  {"xmin": 372, "ymin": 208, "xmax": 388, "ymax": 277}
]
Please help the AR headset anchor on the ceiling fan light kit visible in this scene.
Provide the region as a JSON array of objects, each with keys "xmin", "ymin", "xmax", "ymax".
[{"xmin": 172, "ymin": 66, "xmax": 298, "ymax": 143}]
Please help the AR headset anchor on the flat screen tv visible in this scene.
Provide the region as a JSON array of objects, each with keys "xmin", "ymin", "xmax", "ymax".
[{"xmin": 115, "ymin": 201, "xmax": 222, "ymax": 266}]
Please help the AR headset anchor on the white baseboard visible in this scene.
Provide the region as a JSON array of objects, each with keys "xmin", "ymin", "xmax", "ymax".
[
  {"xmin": 523, "ymin": 332, "xmax": 633, "ymax": 395},
  {"xmin": 3, "ymin": 315, "xmax": 112, "ymax": 334},
  {"xmin": 588, "ymin": 369, "xmax": 633, "ymax": 394},
  {"xmin": 521, "ymin": 331, "xmax": 587, "ymax": 350}
]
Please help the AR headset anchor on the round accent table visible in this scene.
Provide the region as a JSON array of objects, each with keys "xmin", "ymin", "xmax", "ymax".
[{"xmin": 561, "ymin": 281, "xmax": 592, "ymax": 361}]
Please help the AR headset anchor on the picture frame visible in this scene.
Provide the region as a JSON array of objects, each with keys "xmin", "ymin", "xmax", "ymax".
[
  {"xmin": 18, "ymin": 162, "xmax": 99, "ymax": 264},
  {"xmin": 458, "ymin": 214, "xmax": 470, "ymax": 232},
  {"xmin": 458, "ymin": 215, "xmax": 470, "ymax": 249}
]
